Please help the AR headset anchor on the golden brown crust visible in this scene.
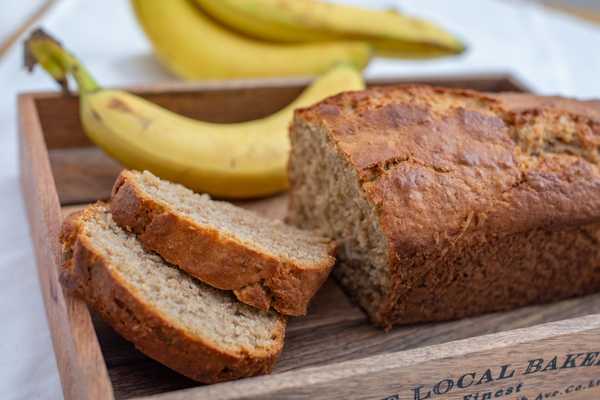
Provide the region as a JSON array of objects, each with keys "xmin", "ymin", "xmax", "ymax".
[
  {"xmin": 59, "ymin": 205, "xmax": 286, "ymax": 383},
  {"xmin": 110, "ymin": 171, "xmax": 335, "ymax": 316},
  {"xmin": 292, "ymin": 85, "xmax": 600, "ymax": 328}
]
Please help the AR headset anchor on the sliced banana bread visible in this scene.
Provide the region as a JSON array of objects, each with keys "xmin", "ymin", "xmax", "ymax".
[
  {"xmin": 287, "ymin": 84, "xmax": 600, "ymax": 329},
  {"xmin": 110, "ymin": 170, "xmax": 335, "ymax": 316},
  {"xmin": 60, "ymin": 204, "xmax": 285, "ymax": 383}
]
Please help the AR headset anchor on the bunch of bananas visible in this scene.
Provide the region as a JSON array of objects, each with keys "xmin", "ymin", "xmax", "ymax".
[
  {"xmin": 25, "ymin": 30, "xmax": 364, "ymax": 198},
  {"xmin": 26, "ymin": 2, "xmax": 463, "ymax": 199},
  {"xmin": 132, "ymin": 0, "xmax": 465, "ymax": 80}
]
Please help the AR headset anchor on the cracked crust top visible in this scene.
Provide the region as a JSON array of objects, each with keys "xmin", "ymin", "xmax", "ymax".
[{"xmin": 295, "ymin": 85, "xmax": 600, "ymax": 251}]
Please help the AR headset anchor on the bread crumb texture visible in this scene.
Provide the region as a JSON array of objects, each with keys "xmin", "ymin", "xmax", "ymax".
[
  {"xmin": 135, "ymin": 170, "xmax": 331, "ymax": 266},
  {"xmin": 110, "ymin": 170, "xmax": 335, "ymax": 315},
  {"xmin": 64, "ymin": 205, "xmax": 283, "ymax": 351}
]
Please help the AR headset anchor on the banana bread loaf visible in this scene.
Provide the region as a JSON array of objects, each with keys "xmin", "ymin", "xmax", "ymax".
[{"xmin": 287, "ymin": 85, "xmax": 600, "ymax": 329}]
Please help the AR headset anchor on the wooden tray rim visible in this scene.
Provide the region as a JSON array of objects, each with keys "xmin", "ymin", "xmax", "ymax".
[
  {"xmin": 20, "ymin": 74, "xmax": 600, "ymax": 400},
  {"xmin": 20, "ymin": 71, "xmax": 528, "ymax": 99},
  {"xmin": 141, "ymin": 314, "xmax": 600, "ymax": 400}
]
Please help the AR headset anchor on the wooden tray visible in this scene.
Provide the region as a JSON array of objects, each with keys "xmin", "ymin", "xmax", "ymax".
[{"xmin": 19, "ymin": 74, "xmax": 600, "ymax": 400}]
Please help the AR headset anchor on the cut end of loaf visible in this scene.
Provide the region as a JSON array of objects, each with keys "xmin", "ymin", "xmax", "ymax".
[
  {"xmin": 60, "ymin": 203, "xmax": 285, "ymax": 382},
  {"xmin": 287, "ymin": 118, "xmax": 391, "ymax": 323}
]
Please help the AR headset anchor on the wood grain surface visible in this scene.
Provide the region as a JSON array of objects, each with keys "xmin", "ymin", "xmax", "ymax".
[
  {"xmin": 142, "ymin": 315, "xmax": 600, "ymax": 400},
  {"xmin": 540, "ymin": 1, "xmax": 600, "ymax": 25},
  {"xmin": 19, "ymin": 94, "xmax": 114, "ymax": 400},
  {"xmin": 0, "ymin": 0, "xmax": 56, "ymax": 58},
  {"xmin": 21, "ymin": 75, "xmax": 600, "ymax": 400}
]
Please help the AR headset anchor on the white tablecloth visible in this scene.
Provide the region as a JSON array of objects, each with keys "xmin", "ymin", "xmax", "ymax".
[{"xmin": 1, "ymin": 1, "xmax": 600, "ymax": 398}]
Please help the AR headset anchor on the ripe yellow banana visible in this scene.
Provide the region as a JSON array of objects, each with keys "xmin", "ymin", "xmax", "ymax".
[
  {"xmin": 131, "ymin": 0, "xmax": 371, "ymax": 80},
  {"xmin": 193, "ymin": 0, "xmax": 465, "ymax": 58},
  {"xmin": 25, "ymin": 30, "xmax": 365, "ymax": 198}
]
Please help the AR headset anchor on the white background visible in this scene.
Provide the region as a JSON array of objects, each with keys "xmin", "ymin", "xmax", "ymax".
[{"xmin": 1, "ymin": 1, "xmax": 600, "ymax": 398}]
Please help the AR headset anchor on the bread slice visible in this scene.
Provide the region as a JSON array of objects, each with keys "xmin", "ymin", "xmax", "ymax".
[
  {"xmin": 110, "ymin": 170, "xmax": 335, "ymax": 316},
  {"xmin": 288, "ymin": 84, "xmax": 600, "ymax": 328},
  {"xmin": 60, "ymin": 203, "xmax": 285, "ymax": 383}
]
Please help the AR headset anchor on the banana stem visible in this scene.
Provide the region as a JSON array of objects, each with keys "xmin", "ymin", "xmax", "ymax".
[{"xmin": 25, "ymin": 28, "xmax": 100, "ymax": 95}]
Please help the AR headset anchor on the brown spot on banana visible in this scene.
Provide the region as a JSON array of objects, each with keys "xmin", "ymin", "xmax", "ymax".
[
  {"xmin": 108, "ymin": 97, "xmax": 134, "ymax": 113},
  {"xmin": 107, "ymin": 97, "xmax": 153, "ymax": 130},
  {"xmin": 90, "ymin": 109, "xmax": 103, "ymax": 123}
]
